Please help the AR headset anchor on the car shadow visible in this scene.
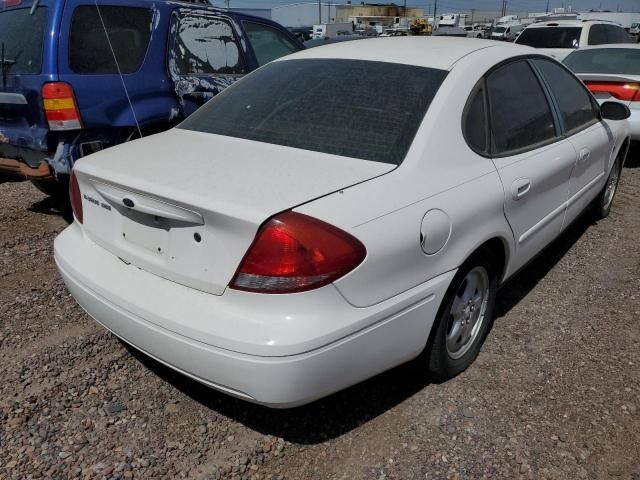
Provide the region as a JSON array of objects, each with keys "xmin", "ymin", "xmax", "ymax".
[
  {"xmin": 625, "ymin": 143, "xmax": 640, "ymax": 168},
  {"xmin": 121, "ymin": 210, "xmax": 597, "ymax": 444},
  {"xmin": 28, "ymin": 196, "xmax": 73, "ymax": 224}
]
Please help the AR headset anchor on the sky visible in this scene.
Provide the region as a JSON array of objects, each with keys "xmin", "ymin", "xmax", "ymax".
[{"xmin": 212, "ymin": 0, "xmax": 640, "ymax": 14}]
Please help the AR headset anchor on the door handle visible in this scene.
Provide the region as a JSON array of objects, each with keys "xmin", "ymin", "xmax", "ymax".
[
  {"xmin": 578, "ymin": 148, "xmax": 591, "ymax": 164},
  {"xmin": 511, "ymin": 178, "xmax": 532, "ymax": 201}
]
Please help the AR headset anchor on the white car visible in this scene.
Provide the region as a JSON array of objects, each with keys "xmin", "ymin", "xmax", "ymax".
[
  {"xmin": 515, "ymin": 20, "xmax": 633, "ymax": 60},
  {"xmin": 564, "ymin": 44, "xmax": 640, "ymax": 140},
  {"xmin": 54, "ymin": 38, "xmax": 631, "ymax": 408}
]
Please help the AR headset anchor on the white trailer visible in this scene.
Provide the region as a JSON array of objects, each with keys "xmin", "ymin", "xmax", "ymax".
[{"xmin": 311, "ymin": 22, "xmax": 354, "ymax": 39}]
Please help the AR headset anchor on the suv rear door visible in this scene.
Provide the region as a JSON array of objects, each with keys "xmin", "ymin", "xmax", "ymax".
[
  {"xmin": 0, "ymin": 0, "xmax": 56, "ymax": 170},
  {"xmin": 168, "ymin": 10, "xmax": 248, "ymax": 117},
  {"xmin": 57, "ymin": 0, "xmax": 170, "ymax": 141}
]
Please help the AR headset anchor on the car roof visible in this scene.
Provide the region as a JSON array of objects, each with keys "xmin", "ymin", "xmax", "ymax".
[
  {"xmin": 527, "ymin": 20, "xmax": 584, "ymax": 27},
  {"xmin": 279, "ymin": 37, "xmax": 535, "ymax": 71}
]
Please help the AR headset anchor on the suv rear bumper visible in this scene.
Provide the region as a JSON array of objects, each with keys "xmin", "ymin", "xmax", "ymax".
[{"xmin": 0, "ymin": 156, "xmax": 52, "ymax": 179}]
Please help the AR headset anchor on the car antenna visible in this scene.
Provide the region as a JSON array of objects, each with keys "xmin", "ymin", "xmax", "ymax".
[
  {"xmin": 30, "ymin": 0, "xmax": 40, "ymax": 15},
  {"xmin": 92, "ymin": 0, "xmax": 143, "ymax": 139}
]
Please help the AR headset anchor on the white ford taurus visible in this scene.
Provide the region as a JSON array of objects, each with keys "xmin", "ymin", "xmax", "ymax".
[{"xmin": 54, "ymin": 38, "xmax": 631, "ymax": 407}]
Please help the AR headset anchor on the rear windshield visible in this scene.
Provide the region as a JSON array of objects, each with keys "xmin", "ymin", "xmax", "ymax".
[
  {"xmin": 564, "ymin": 48, "xmax": 640, "ymax": 76},
  {"xmin": 0, "ymin": 7, "xmax": 47, "ymax": 74},
  {"xmin": 516, "ymin": 27, "xmax": 582, "ymax": 49},
  {"xmin": 179, "ymin": 59, "xmax": 447, "ymax": 165},
  {"xmin": 494, "ymin": 27, "xmax": 507, "ymax": 33}
]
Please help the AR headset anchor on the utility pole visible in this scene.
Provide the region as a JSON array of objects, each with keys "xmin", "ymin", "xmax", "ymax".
[
  {"xmin": 471, "ymin": 8, "xmax": 475, "ymax": 24},
  {"xmin": 433, "ymin": 0, "xmax": 437, "ymax": 31},
  {"xmin": 546, "ymin": 0, "xmax": 550, "ymax": 13},
  {"xmin": 318, "ymin": 0, "xmax": 321, "ymax": 24}
]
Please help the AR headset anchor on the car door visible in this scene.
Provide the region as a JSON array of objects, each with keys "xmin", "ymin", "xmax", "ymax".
[
  {"xmin": 531, "ymin": 58, "xmax": 610, "ymax": 225},
  {"xmin": 168, "ymin": 11, "xmax": 247, "ymax": 117},
  {"xmin": 485, "ymin": 60, "xmax": 577, "ymax": 271}
]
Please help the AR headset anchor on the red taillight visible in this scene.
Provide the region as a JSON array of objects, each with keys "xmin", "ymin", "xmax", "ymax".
[
  {"xmin": 42, "ymin": 82, "xmax": 82, "ymax": 131},
  {"xmin": 230, "ymin": 211, "xmax": 366, "ymax": 294},
  {"xmin": 69, "ymin": 171, "xmax": 83, "ymax": 224},
  {"xmin": 584, "ymin": 81, "xmax": 640, "ymax": 102},
  {"xmin": 2, "ymin": 0, "xmax": 22, "ymax": 6}
]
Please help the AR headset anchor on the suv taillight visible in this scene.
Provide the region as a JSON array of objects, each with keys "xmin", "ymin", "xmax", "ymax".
[
  {"xmin": 42, "ymin": 82, "xmax": 82, "ymax": 131},
  {"xmin": 69, "ymin": 171, "xmax": 83, "ymax": 224},
  {"xmin": 230, "ymin": 211, "xmax": 366, "ymax": 294}
]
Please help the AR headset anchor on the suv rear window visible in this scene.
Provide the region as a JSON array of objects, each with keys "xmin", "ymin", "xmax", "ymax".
[
  {"xmin": 69, "ymin": 6, "xmax": 152, "ymax": 74},
  {"xmin": 179, "ymin": 59, "xmax": 447, "ymax": 165},
  {"xmin": 516, "ymin": 27, "xmax": 581, "ymax": 48},
  {"xmin": 0, "ymin": 7, "xmax": 47, "ymax": 74}
]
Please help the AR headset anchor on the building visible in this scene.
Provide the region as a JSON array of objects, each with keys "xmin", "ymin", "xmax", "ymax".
[{"xmin": 272, "ymin": 2, "xmax": 424, "ymax": 29}]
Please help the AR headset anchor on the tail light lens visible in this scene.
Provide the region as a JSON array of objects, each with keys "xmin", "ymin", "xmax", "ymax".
[
  {"xmin": 42, "ymin": 82, "xmax": 82, "ymax": 131},
  {"xmin": 584, "ymin": 81, "xmax": 640, "ymax": 102},
  {"xmin": 230, "ymin": 211, "xmax": 366, "ymax": 294},
  {"xmin": 69, "ymin": 171, "xmax": 83, "ymax": 224}
]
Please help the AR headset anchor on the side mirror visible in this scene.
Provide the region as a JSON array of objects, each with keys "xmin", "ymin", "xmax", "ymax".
[{"xmin": 600, "ymin": 101, "xmax": 631, "ymax": 121}]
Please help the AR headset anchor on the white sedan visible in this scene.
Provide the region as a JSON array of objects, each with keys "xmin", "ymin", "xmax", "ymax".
[{"xmin": 54, "ymin": 38, "xmax": 631, "ymax": 407}]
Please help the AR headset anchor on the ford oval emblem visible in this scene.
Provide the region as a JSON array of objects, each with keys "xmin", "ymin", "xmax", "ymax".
[{"xmin": 123, "ymin": 198, "xmax": 135, "ymax": 208}]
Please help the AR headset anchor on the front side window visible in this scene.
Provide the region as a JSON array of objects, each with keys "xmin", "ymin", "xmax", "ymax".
[
  {"xmin": 486, "ymin": 61, "xmax": 557, "ymax": 155},
  {"xmin": 69, "ymin": 6, "xmax": 152, "ymax": 74},
  {"xmin": 0, "ymin": 7, "xmax": 47, "ymax": 74},
  {"xmin": 172, "ymin": 15, "xmax": 245, "ymax": 75},
  {"xmin": 180, "ymin": 59, "xmax": 447, "ymax": 165},
  {"xmin": 605, "ymin": 25, "xmax": 632, "ymax": 44},
  {"xmin": 516, "ymin": 27, "xmax": 581, "ymax": 49},
  {"xmin": 243, "ymin": 21, "xmax": 301, "ymax": 67},
  {"xmin": 532, "ymin": 59, "xmax": 598, "ymax": 134}
]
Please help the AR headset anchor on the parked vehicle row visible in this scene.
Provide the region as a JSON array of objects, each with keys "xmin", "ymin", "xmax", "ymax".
[
  {"xmin": 0, "ymin": 0, "xmax": 303, "ymax": 196},
  {"xmin": 54, "ymin": 38, "xmax": 631, "ymax": 407}
]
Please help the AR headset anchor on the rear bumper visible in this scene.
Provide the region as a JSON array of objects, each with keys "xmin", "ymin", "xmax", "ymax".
[
  {"xmin": 54, "ymin": 223, "xmax": 455, "ymax": 407},
  {"xmin": 0, "ymin": 156, "xmax": 52, "ymax": 179}
]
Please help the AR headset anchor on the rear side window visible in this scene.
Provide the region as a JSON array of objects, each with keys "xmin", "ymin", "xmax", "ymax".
[
  {"xmin": 0, "ymin": 7, "xmax": 47, "ymax": 74},
  {"xmin": 242, "ymin": 21, "xmax": 301, "ymax": 67},
  {"xmin": 532, "ymin": 59, "xmax": 598, "ymax": 134},
  {"xmin": 179, "ymin": 59, "xmax": 447, "ymax": 165},
  {"xmin": 588, "ymin": 24, "xmax": 607, "ymax": 45},
  {"xmin": 172, "ymin": 15, "xmax": 245, "ymax": 75},
  {"xmin": 69, "ymin": 6, "xmax": 152, "ymax": 74},
  {"xmin": 486, "ymin": 61, "xmax": 557, "ymax": 155},
  {"xmin": 463, "ymin": 84, "xmax": 487, "ymax": 153},
  {"xmin": 516, "ymin": 27, "xmax": 581, "ymax": 49}
]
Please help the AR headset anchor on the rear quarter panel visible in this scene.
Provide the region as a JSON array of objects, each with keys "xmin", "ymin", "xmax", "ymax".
[{"xmin": 297, "ymin": 51, "xmax": 517, "ymax": 308}]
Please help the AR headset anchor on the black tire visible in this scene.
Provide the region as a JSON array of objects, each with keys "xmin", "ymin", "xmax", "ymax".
[
  {"xmin": 427, "ymin": 248, "xmax": 498, "ymax": 381},
  {"xmin": 593, "ymin": 156, "xmax": 622, "ymax": 220}
]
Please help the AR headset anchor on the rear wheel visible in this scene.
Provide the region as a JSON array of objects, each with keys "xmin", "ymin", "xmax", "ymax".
[
  {"xmin": 593, "ymin": 156, "xmax": 622, "ymax": 220},
  {"xmin": 427, "ymin": 250, "xmax": 498, "ymax": 380}
]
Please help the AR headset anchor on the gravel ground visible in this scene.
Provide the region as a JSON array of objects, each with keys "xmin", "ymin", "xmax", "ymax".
[{"xmin": 1, "ymin": 153, "xmax": 639, "ymax": 480}]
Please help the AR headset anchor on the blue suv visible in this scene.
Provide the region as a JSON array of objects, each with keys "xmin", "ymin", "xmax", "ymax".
[{"xmin": 0, "ymin": 0, "xmax": 303, "ymax": 195}]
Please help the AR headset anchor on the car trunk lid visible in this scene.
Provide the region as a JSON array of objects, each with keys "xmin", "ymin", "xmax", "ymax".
[{"xmin": 73, "ymin": 128, "xmax": 393, "ymax": 295}]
